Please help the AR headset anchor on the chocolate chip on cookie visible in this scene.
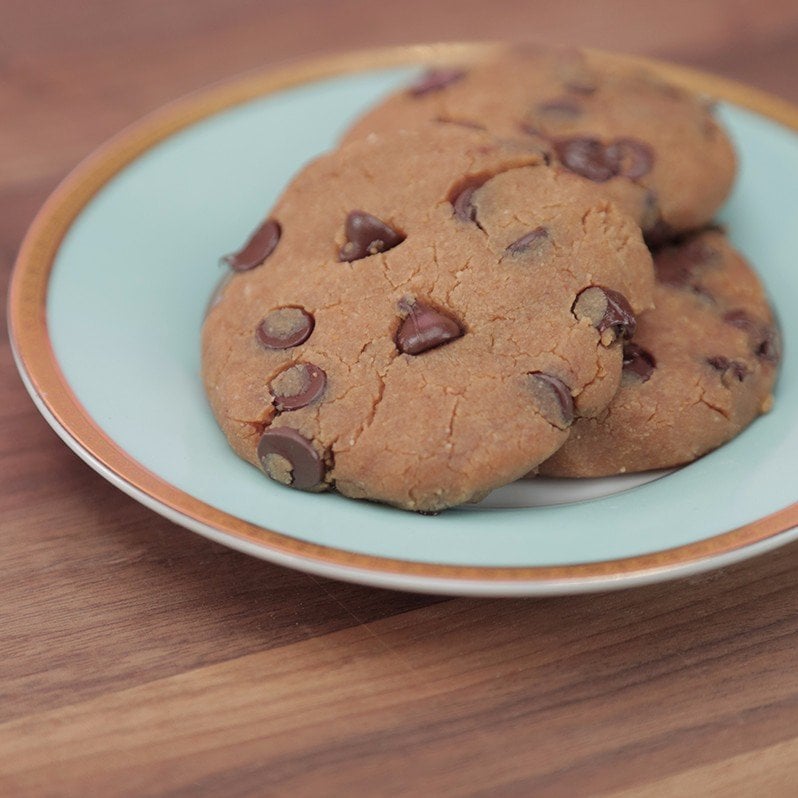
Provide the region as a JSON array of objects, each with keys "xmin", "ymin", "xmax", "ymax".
[
  {"xmin": 723, "ymin": 309, "xmax": 781, "ymax": 364},
  {"xmin": 535, "ymin": 97, "xmax": 583, "ymax": 122},
  {"xmin": 270, "ymin": 364, "xmax": 327, "ymax": 411},
  {"xmin": 222, "ymin": 218, "xmax": 281, "ymax": 272},
  {"xmin": 526, "ymin": 372, "xmax": 574, "ymax": 429},
  {"xmin": 256, "ymin": 307, "xmax": 315, "ymax": 349},
  {"xmin": 621, "ymin": 342, "xmax": 656, "ymax": 384},
  {"xmin": 504, "ymin": 226, "xmax": 550, "ymax": 257},
  {"xmin": 339, "ymin": 210, "xmax": 405, "ymax": 261},
  {"xmin": 554, "ymin": 137, "xmax": 617, "ymax": 182},
  {"xmin": 604, "ymin": 138, "xmax": 655, "ymax": 179},
  {"xmin": 449, "ymin": 176, "xmax": 490, "ymax": 223},
  {"xmin": 395, "ymin": 299, "xmax": 463, "ymax": 355},
  {"xmin": 706, "ymin": 355, "xmax": 749, "ymax": 387},
  {"xmin": 257, "ymin": 427, "xmax": 326, "ymax": 490},
  {"xmin": 572, "ymin": 286, "xmax": 636, "ymax": 344}
]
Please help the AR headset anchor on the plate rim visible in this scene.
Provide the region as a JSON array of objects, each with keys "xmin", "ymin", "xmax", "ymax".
[{"xmin": 8, "ymin": 42, "xmax": 798, "ymax": 594}]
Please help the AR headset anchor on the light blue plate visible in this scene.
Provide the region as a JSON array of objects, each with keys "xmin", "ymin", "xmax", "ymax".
[{"xmin": 12, "ymin": 51, "xmax": 798, "ymax": 594}]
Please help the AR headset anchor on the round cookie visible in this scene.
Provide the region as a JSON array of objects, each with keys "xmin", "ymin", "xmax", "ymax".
[
  {"xmin": 539, "ymin": 229, "xmax": 780, "ymax": 478},
  {"xmin": 343, "ymin": 46, "xmax": 736, "ymax": 244},
  {"xmin": 203, "ymin": 126, "xmax": 654, "ymax": 511}
]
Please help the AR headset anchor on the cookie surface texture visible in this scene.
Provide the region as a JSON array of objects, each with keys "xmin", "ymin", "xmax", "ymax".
[
  {"xmin": 343, "ymin": 47, "xmax": 736, "ymax": 243},
  {"xmin": 203, "ymin": 127, "xmax": 654, "ymax": 511},
  {"xmin": 539, "ymin": 230, "xmax": 780, "ymax": 478}
]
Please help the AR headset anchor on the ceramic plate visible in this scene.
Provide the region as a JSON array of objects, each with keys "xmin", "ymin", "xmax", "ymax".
[{"xmin": 9, "ymin": 44, "xmax": 798, "ymax": 595}]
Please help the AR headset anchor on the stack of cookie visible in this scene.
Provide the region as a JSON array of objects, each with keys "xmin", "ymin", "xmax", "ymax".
[{"xmin": 202, "ymin": 47, "xmax": 780, "ymax": 512}]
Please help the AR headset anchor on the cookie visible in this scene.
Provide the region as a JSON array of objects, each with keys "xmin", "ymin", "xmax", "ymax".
[
  {"xmin": 203, "ymin": 126, "xmax": 654, "ymax": 511},
  {"xmin": 343, "ymin": 47, "xmax": 736, "ymax": 244},
  {"xmin": 539, "ymin": 229, "xmax": 780, "ymax": 477}
]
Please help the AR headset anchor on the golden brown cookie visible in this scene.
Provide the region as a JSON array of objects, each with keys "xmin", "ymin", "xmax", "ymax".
[
  {"xmin": 203, "ymin": 126, "xmax": 654, "ymax": 511},
  {"xmin": 539, "ymin": 229, "xmax": 780, "ymax": 477},
  {"xmin": 343, "ymin": 47, "xmax": 736, "ymax": 244}
]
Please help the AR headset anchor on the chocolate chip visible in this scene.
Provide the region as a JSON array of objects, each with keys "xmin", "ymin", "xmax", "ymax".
[
  {"xmin": 554, "ymin": 137, "xmax": 615, "ymax": 182},
  {"xmin": 537, "ymin": 98, "xmax": 583, "ymax": 115},
  {"xmin": 730, "ymin": 362, "xmax": 751, "ymax": 382},
  {"xmin": 526, "ymin": 372, "xmax": 574, "ymax": 429},
  {"xmin": 707, "ymin": 355, "xmax": 749, "ymax": 384},
  {"xmin": 707, "ymin": 355, "xmax": 730, "ymax": 372},
  {"xmin": 622, "ymin": 343, "xmax": 656, "ymax": 383},
  {"xmin": 270, "ymin": 364, "xmax": 327, "ymax": 411},
  {"xmin": 572, "ymin": 286, "xmax": 636, "ymax": 343},
  {"xmin": 505, "ymin": 226, "xmax": 550, "ymax": 257},
  {"xmin": 453, "ymin": 186, "xmax": 478, "ymax": 222},
  {"xmin": 338, "ymin": 211, "xmax": 405, "ymax": 262},
  {"xmin": 435, "ymin": 117, "xmax": 486, "ymax": 131},
  {"xmin": 257, "ymin": 427, "xmax": 325, "ymax": 490},
  {"xmin": 222, "ymin": 219, "xmax": 281, "ymax": 272},
  {"xmin": 256, "ymin": 307, "xmax": 314, "ymax": 349},
  {"xmin": 449, "ymin": 176, "xmax": 489, "ymax": 223},
  {"xmin": 555, "ymin": 136, "xmax": 654, "ymax": 183},
  {"xmin": 756, "ymin": 329, "xmax": 781, "ymax": 364},
  {"xmin": 534, "ymin": 98, "xmax": 583, "ymax": 125},
  {"xmin": 409, "ymin": 68, "xmax": 466, "ymax": 96},
  {"xmin": 723, "ymin": 310, "xmax": 781, "ymax": 364},
  {"xmin": 723, "ymin": 309, "xmax": 757, "ymax": 332},
  {"xmin": 604, "ymin": 138, "xmax": 654, "ymax": 179},
  {"xmin": 564, "ymin": 78, "xmax": 597, "ymax": 96},
  {"xmin": 396, "ymin": 300, "xmax": 463, "ymax": 355},
  {"xmin": 519, "ymin": 122, "xmax": 544, "ymax": 138},
  {"xmin": 691, "ymin": 285, "xmax": 717, "ymax": 305}
]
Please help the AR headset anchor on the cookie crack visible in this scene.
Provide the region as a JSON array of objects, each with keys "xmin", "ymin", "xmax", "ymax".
[
  {"xmin": 697, "ymin": 389, "xmax": 731, "ymax": 420},
  {"xmin": 443, "ymin": 394, "xmax": 466, "ymax": 474},
  {"xmin": 336, "ymin": 351, "xmax": 400, "ymax": 454},
  {"xmin": 568, "ymin": 345, "xmax": 609, "ymax": 418}
]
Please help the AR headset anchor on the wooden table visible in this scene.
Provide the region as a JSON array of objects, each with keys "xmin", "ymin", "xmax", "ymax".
[{"xmin": 2, "ymin": 2, "xmax": 798, "ymax": 794}]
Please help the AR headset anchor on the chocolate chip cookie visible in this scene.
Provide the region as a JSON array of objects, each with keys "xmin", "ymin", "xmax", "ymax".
[
  {"xmin": 343, "ymin": 47, "xmax": 736, "ymax": 245},
  {"xmin": 539, "ymin": 229, "xmax": 780, "ymax": 477},
  {"xmin": 203, "ymin": 126, "xmax": 654, "ymax": 511}
]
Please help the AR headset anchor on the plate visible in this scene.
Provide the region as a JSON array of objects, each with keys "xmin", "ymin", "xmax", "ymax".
[{"xmin": 9, "ymin": 44, "xmax": 798, "ymax": 596}]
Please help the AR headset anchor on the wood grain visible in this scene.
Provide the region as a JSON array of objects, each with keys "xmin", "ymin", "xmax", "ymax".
[
  {"xmin": 2, "ymin": 2, "xmax": 798, "ymax": 795},
  {"xmin": 2, "ymin": 557, "xmax": 798, "ymax": 795}
]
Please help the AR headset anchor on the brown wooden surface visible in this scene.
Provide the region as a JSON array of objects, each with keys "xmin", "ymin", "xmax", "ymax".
[{"xmin": 2, "ymin": 2, "xmax": 798, "ymax": 795}]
